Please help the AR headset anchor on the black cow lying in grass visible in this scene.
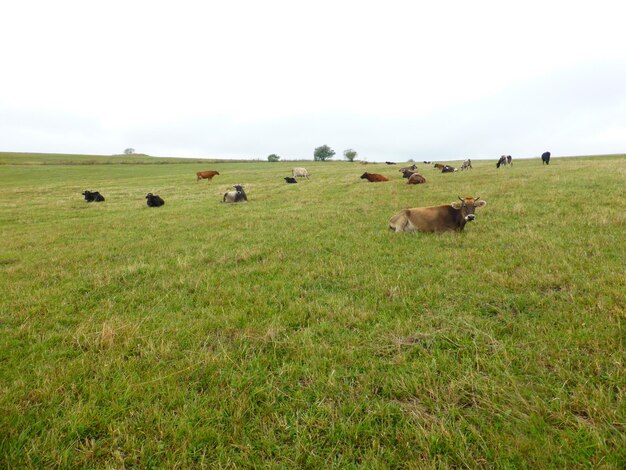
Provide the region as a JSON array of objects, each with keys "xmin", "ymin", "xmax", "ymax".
[
  {"xmin": 82, "ymin": 190, "xmax": 105, "ymax": 202},
  {"xmin": 223, "ymin": 185, "xmax": 247, "ymax": 203},
  {"xmin": 284, "ymin": 177, "xmax": 297, "ymax": 184},
  {"xmin": 146, "ymin": 193, "xmax": 165, "ymax": 207}
]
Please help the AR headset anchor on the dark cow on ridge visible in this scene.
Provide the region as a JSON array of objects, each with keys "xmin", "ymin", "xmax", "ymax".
[
  {"xmin": 82, "ymin": 190, "xmax": 105, "ymax": 202},
  {"xmin": 197, "ymin": 170, "xmax": 220, "ymax": 182},
  {"xmin": 223, "ymin": 184, "xmax": 247, "ymax": 203},
  {"xmin": 360, "ymin": 172, "xmax": 389, "ymax": 182},
  {"xmin": 389, "ymin": 196, "xmax": 487, "ymax": 233},
  {"xmin": 146, "ymin": 193, "xmax": 165, "ymax": 207},
  {"xmin": 284, "ymin": 177, "xmax": 297, "ymax": 184},
  {"xmin": 385, "ymin": 161, "xmax": 397, "ymax": 165},
  {"xmin": 542, "ymin": 151, "xmax": 551, "ymax": 165},
  {"xmin": 407, "ymin": 173, "xmax": 426, "ymax": 184},
  {"xmin": 497, "ymin": 155, "xmax": 513, "ymax": 168}
]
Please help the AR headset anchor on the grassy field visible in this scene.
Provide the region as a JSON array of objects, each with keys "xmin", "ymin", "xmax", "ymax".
[{"xmin": 1, "ymin": 152, "xmax": 624, "ymax": 468}]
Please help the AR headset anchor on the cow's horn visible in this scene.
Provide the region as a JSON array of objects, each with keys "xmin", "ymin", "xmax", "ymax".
[
  {"xmin": 458, "ymin": 196, "xmax": 463, "ymax": 201},
  {"xmin": 475, "ymin": 197, "xmax": 480, "ymax": 202}
]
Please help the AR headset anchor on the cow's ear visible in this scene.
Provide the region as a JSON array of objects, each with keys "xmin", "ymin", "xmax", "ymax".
[
  {"xmin": 475, "ymin": 200, "xmax": 487, "ymax": 208},
  {"xmin": 451, "ymin": 201, "xmax": 462, "ymax": 209}
]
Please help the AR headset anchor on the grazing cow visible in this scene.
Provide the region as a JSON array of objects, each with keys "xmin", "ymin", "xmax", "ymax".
[
  {"xmin": 223, "ymin": 184, "xmax": 248, "ymax": 203},
  {"xmin": 146, "ymin": 193, "xmax": 165, "ymax": 207},
  {"xmin": 385, "ymin": 161, "xmax": 397, "ymax": 165},
  {"xmin": 400, "ymin": 169, "xmax": 417, "ymax": 179},
  {"xmin": 196, "ymin": 170, "xmax": 220, "ymax": 182},
  {"xmin": 292, "ymin": 167, "xmax": 310, "ymax": 179},
  {"xmin": 407, "ymin": 173, "xmax": 426, "ymax": 184},
  {"xmin": 441, "ymin": 165, "xmax": 457, "ymax": 173},
  {"xmin": 423, "ymin": 161, "xmax": 432, "ymax": 164},
  {"xmin": 400, "ymin": 164, "xmax": 418, "ymax": 172},
  {"xmin": 461, "ymin": 159, "xmax": 472, "ymax": 171},
  {"xmin": 542, "ymin": 151, "xmax": 551, "ymax": 165},
  {"xmin": 497, "ymin": 155, "xmax": 512, "ymax": 168},
  {"xmin": 284, "ymin": 177, "xmax": 297, "ymax": 184},
  {"xmin": 82, "ymin": 190, "xmax": 105, "ymax": 202},
  {"xmin": 389, "ymin": 196, "xmax": 487, "ymax": 233},
  {"xmin": 360, "ymin": 172, "xmax": 389, "ymax": 182}
]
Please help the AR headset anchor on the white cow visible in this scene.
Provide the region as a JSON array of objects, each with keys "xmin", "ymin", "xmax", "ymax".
[{"xmin": 292, "ymin": 167, "xmax": 310, "ymax": 179}]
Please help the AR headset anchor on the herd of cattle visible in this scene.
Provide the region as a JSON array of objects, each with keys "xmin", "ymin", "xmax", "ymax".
[{"xmin": 81, "ymin": 152, "xmax": 550, "ymax": 232}]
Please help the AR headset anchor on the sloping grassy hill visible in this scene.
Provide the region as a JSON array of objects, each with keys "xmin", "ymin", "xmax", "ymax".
[
  {"xmin": 0, "ymin": 154, "xmax": 624, "ymax": 467},
  {"xmin": 0, "ymin": 151, "xmax": 224, "ymax": 165}
]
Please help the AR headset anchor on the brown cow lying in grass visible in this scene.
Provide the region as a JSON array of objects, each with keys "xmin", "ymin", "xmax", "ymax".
[
  {"xmin": 407, "ymin": 173, "xmax": 426, "ymax": 184},
  {"xmin": 389, "ymin": 196, "xmax": 486, "ymax": 232},
  {"xmin": 360, "ymin": 172, "xmax": 389, "ymax": 182}
]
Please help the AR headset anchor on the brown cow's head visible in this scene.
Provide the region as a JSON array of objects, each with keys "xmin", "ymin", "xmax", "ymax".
[
  {"xmin": 360, "ymin": 172, "xmax": 370, "ymax": 179},
  {"xmin": 451, "ymin": 196, "xmax": 487, "ymax": 222}
]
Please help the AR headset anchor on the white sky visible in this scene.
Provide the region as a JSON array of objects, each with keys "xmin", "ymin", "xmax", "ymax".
[{"xmin": 1, "ymin": 0, "xmax": 626, "ymax": 160}]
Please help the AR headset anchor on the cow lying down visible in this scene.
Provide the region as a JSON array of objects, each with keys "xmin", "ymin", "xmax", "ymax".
[
  {"xmin": 146, "ymin": 193, "xmax": 165, "ymax": 207},
  {"xmin": 223, "ymin": 184, "xmax": 247, "ymax": 203},
  {"xmin": 82, "ymin": 190, "xmax": 105, "ymax": 202},
  {"xmin": 389, "ymin": 196, "xmax": 486, "ymax": 233}
]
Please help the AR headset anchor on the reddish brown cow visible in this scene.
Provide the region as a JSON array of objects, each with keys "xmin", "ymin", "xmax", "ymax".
[
  {"xmin": 407, "ymin": 173, "xmax": 426, "ymax": 184},
  {"xmin": 196, "ymin": 170, "xmax": 220, "ymax": 182},
  {"xmin": 360, "ymin": 172, "xmax": 389, "ymax": 182},
  {"xmin": 389, "ymin": 196, "xmax": 487, "ymax": 233}
]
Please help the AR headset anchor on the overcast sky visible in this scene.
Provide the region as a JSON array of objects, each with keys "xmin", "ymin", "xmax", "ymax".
[{"xmin": 2, "ymin": 0, "xmax": 625, "ymax": 161}]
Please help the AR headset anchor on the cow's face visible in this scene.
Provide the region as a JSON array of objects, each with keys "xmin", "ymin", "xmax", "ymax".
[
  {"xmin": 451, "ymin": 197, "xmax": 487, "ymax": 222},
  {"xmin": 360, "ymin": 172, "xmax": 369, "ymax": 179}
]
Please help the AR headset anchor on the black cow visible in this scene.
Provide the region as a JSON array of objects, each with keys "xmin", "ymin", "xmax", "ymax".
[
  {"xmin": 385, "ymin": 161, "xmax": 397, "ymax": 165},
  {"xmin": 542, "ymin": 151, "xmax": 551, "ymax": 165},
  {"xmin": 146, "ymin": 193, "xmax": 165, "ymax": 207},
  {"xmin": 82, "ymin": 190, "xmax": 105, "ymax": 202},
  {"xmin": 284, "ymin": 177, "xmax": 298, "ymax": 184},
  {"xmin": 400, "ymin": 169, "xmax": 417, "ymax": 179}
]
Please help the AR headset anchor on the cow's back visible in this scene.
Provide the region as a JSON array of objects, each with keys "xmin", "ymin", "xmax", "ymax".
[{"xmin": 391, "ymin": 205, "xmax": 457, "ymax": 232}]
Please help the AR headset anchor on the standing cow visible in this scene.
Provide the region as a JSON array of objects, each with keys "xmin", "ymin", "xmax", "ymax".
[
  {"xmin": 389, "ymin": 196, "xmax": 487, "ymax": 233},
  {"xmin": 461, "ymin": 159, "xmax": 472, "ymax": 171},
  {"xmin": 292, "ymin": 167, "xmax": 310, "ymax": 179},
  {"xmin": 497, "ymin": 155, "xmax": 512, "ymax": 168},
  {"xmin": 541, "ymin": 151, "xmax": 551, "ymax": 165},
  {"xmin": 197, "ymin": 170, "xmax": 220, "ymax": 182}
]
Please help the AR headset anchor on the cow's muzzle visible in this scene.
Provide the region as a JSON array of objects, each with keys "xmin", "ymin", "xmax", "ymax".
[{"xmin": 465, "ymin": 214, "xmax": 475, "ymax": 221}]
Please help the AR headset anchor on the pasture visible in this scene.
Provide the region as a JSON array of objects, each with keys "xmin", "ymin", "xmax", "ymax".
[{"xmin": 1, "ymin": 153, "xmax": 624, "ymax": 468}]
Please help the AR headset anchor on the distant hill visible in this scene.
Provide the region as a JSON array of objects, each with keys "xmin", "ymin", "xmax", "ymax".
[{"xmin": 0, "ymin": 152, "xmax": 228, "ymax": 165}]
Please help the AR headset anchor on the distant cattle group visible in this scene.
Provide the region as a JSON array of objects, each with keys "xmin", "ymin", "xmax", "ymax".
[{"xmin": 79, "ymin": 151, "xmax": 553, "ymax": 234}]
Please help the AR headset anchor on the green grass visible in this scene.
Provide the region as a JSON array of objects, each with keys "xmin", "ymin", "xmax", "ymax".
[{"xmin": 1, "ymin": 153, "xmax": 624, "ymax": 468}]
